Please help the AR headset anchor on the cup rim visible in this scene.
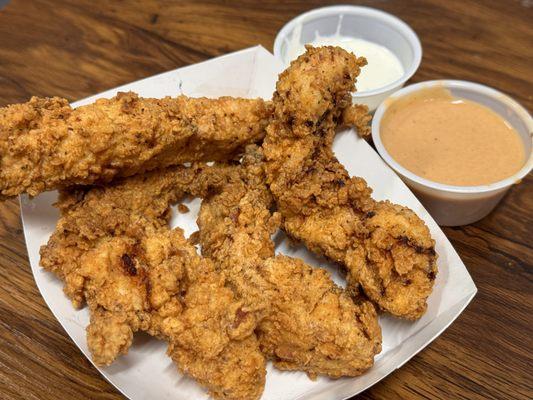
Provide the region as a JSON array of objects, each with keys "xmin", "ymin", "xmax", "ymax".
[
  {"xmin": 273, "ymin": 5, "xmax": 422, "ymax": 96},
  {"xmin": 371, "ymin": 79, "xmax": 533, "ymax": 194}
]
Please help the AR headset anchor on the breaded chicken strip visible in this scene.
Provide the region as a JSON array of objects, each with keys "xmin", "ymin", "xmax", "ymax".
[
  {"xmin": 40, "ymin": 163, "xmax": 267, "ymax": 400},
  {"xmin": 197, "ymin": 149, "xmax": 278, "ymax": 328},
  {"xmin": 40, "ymin": 163, "xmax": 232, "ymax": 307},
  {"xmin": 145, "ymin": 229, "xmax": 265, "ymax": 400},
  {"xmin": 198, "ymin": 148, "xmax": 381, "ymax": 378},
  {"xmin": 259, "ymin": 256, "xmax": 381, "ymax": 378},
  {"xmin": 263, "ymin": 46, "xmax": 437, "ymax": 320},
  {"xmin": 80, "ymin": 236, "xmax": 152, "ymax": 366},
  {"xmin": 0, "ymin": 92, "xmax": 271, "ymax": 198},
  {"xmin": 40, "ymin": 163, "xmax": 231, "ymax": 364}
]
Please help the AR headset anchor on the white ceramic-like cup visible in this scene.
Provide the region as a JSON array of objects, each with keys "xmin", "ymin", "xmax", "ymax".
[
  {"xmin": 372, "ymin": 80, "xmax": 533, "ymax": 226},
  {"xmin": 273, "ymin": 5, "xmax": 422, "ymax": 111}
]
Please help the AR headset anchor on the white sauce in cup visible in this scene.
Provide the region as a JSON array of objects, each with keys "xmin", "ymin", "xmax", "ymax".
[{"xmin": 285, "ymin": 18, "xmax": 404, "ymax": 92}]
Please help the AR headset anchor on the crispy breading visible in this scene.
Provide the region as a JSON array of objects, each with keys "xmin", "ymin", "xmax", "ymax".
[
  {"xmin": 258, "ymin": 256, "xmax": 381, "ymax": 378},
  {"xmin": 197, "ymin": 148, "xmax": 381, "ymax": 378},
  {"xmin": 0, "ymin": 92, "xmax": 271, "ymax": 198},
  {"xmin": 197, "ymin": 149, "xmax": 278, "ymax": 327},
  {"xmin": 21, "ymin": 45, "xmax": 444, "ymax": 399},
  {"xmin": 40, "ymin": 163, "xmax": 232, "ymax": 307},
  {"xmin": 263, "ymin": 46, "xmax": 437, "ymax": 319},
  {"xmin": 82, "ymin": 236, "xmax": 151, "ymax": 366},
  {"xmin": 40, "ymin": 163, "xmax": 267, "ymax": 400},
  {"xmin": 144, "ymin": 228, "xmax": 266, "ymax": 400}
]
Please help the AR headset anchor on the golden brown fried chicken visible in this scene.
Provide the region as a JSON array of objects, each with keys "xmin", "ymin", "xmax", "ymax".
[
  {"xmin": 40, "ymin": 173, "xmax": 267, "ymax": 399},
  {"xmin": 263, "ymin": 46, "xmax": 437, "ymax": 320},
  {"xmin": 258, "ymin": 256, "xmax": 381, "ymax": 378},
  {"xmin": 197, "ymin": 148, "xmax": 381, "ymax": 378},
  {"xmin": 40, "ymin": 163, "xmax": 267, "ymax": 400},
  {"xmin": 0, "ymin": 92, "xmax": 271, "ymax": 198},
  {"xmin": 40, "ymin": 163, "xmax": 232, "ymax": 307},
  {"xmin": 197, "ymin": 149, "xmax": 278, "ymax": 327},
  {"xmin": 143, "ymin": 228, "xmax": 266, "ymax": 400},
  {"xmin": 144, "ymin": 228, "xmax": 265, "ymax": 400},
  {"xmin": 40, "ymin": 163, "xmax": 230, "ymax": 364},
  {"xmin": 82, "ymin": 236, "xmax": 151, "ymax": 366}
]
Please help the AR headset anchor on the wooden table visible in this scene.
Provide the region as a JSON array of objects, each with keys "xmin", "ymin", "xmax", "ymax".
[{"xmin": 0, "ymin": 1, "xmax": 531, "ymax": 399}]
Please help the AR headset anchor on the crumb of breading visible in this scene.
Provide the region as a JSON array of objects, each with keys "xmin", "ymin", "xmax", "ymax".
[{"xmin": 177, "ymin": 203, "xmax": 189, "ymax": 213}]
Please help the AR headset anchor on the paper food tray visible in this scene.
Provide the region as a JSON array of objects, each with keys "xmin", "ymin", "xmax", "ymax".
[{"xmin": 20, "ymin": 45, "xmax": 477, "ymax": 400}]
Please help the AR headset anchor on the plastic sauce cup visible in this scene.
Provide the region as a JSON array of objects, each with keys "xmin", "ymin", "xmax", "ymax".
[
  {"xmin": 273, "ymin": 5, "xmax": 422, "ymax": 111},
  {"xmin": 372, "ymin": 80, "xmax": 533, "ymax": 226}
]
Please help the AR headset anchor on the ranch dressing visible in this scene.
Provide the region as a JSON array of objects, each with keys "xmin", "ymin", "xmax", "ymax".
[{"xmin": 286, "ymin": 17, "xmax": 404, "ymax": 92}]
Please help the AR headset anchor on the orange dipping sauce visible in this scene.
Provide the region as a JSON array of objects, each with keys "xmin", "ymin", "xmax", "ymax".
[{"xmin": 380, "ymin": 87, "xmax": 525, "ymax": 186}]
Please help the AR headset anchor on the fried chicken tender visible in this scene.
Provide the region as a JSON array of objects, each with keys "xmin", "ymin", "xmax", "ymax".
[
  {"xmin": 197, "ymin": 147, "xmax": 381, "ymax": 378},
  {"xmin": 40, "ymin": 163, "xmax": 232, "ymax": 307},
  {"xmin": 143, "ymin": 228, "xmax": 266, "ymax": 400},
  {"xmin": 197, "ymin": 149, "xmax": 278, "ymax": 327},
  {"xmin": 40, "ymin": 162, "xmax": 267, "ymax": 400},
  {"xmin": 258, "ymin": 256, "xmax": 381, "ymax": 378},
  {"xmin": 263, "ymin": 46, "xmax": 437, "ymax": 320},
  {"xmin": 40, "ymin": 164, "xmax": 230, "ymax": 365},
  {"xmin": 82, "ymin": 236, "xmax": 151, "ymax": 366},
  {"xmin": 0, "ymin": 92, "xmax": 271, "ymax": 198}
]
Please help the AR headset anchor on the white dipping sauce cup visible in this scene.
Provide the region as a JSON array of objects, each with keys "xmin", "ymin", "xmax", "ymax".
[
  {"xmin": 273, "ymin": 5, "xmax": 422, "ymax": 111},
  {"xmin": 372, "ymin": 80, "xmax": 533, "ymax": 226}
]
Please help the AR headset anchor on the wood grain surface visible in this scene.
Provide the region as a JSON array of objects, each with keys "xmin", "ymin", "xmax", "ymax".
[{"xmin": 0, "ymin": 1, "xmax": 531, "ymax": 399}]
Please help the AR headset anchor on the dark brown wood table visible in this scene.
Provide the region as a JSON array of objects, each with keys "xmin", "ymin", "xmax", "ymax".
[{"xmin": 0, "ymin": 1, "xmax": 531, "ymax": 399}]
